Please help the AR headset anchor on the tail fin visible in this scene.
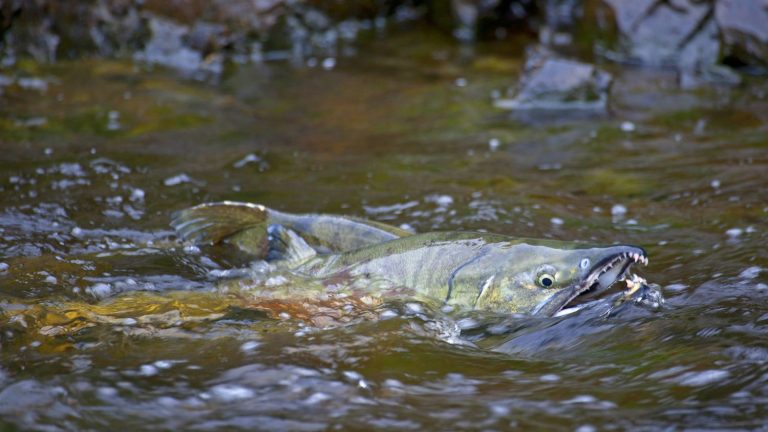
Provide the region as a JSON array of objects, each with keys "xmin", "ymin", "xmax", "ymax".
[{"xmin": 171, "ymin": 201, "xmax": 270, "ymax": 251}]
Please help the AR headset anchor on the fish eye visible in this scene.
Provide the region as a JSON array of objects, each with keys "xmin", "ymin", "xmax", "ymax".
[
  {"xmin": 580, "ymin": 258, "xmax": 590, "ymax": 269},
  {"xmin": 537, "ymin": 273, "xmax": 555, "ymax": 287}
]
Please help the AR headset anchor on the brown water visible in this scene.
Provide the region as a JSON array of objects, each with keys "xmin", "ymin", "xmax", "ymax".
[{"xmin": 1, "ymin": 26, "xmax": 768, "ymax": 430}]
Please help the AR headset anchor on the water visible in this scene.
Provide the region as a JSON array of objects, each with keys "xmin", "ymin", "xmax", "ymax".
[{"xmin": 1, "ymin": 26, "xmax": 768, "ymax": 430}]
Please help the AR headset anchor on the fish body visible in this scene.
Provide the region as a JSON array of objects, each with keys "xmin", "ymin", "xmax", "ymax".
[
  {"xmin": 172, "ymin": 201, "xmax": 411, "ymax": 256},
  {"xmin": 172, "ymin": 202, "xmax": 648, "ymax": 316}
]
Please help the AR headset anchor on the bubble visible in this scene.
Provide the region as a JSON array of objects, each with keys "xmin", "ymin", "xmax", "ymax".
[
  {"xmin": 676, "ymin": 370, "xmax": 730, "ymax": 386},
  {"xmin": 611, "ymin": 204, "xmax": 627, "ymax": 216},
  {"xmin": 321, "ymin": 58, "xmax": 336, "ymax": 70},
  {"xmin": 233, "ymin": 153, "xmax": 263, "ymax": 168},
  {"xmin": 379, "ymin": 310, "xmax": 398, "ymax": 319},
  {"xmin": 139, "ymin": 364, "xmax": 159, "ymax": 376},
  {"xmin": 305, "ymin": 392, "xmax": 330, "ymax": 404},
  {"xmin": 620, "ymin": 121, "xmax": 636, "ymax": 132},
  {"xmin": 405, "ymin": 303, "xmax": 422, "ymax": 314},
  {"xmin": 154, "ymin": 360, "xmax": 173, "ymax": 369},
  {"xmin": 209, "ymin": 384, "xmax": 254, "ymax": 401},
  {"xmin": 240, "ymin": 341, "xmax": 261, "ymax": 353},
  {"xmin": 163, "ymin": 174, "xmax": 193, "ymax": 186},
  {"xmin": 129, "ymin": 188, "xmax": 145, "ymax": 202},
  {"xmin": 488, "ymin": 138, "xmax": 500, "ymax": 151},
  {"xmin": 564, "ymin": 395, "xmax": 597, "ymax": 404},
  {"xmin": 86, "ymin": 283, "xmax": 112, "ymax": 299},
  {"xmin": 739, "ymin": 266, "xmax": 761, "ymax": 279}
]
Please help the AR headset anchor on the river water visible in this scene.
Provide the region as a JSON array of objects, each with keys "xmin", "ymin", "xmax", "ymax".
[{"xmin": 1, "ymin": 25, "xmax": 767, "ymax": 430}]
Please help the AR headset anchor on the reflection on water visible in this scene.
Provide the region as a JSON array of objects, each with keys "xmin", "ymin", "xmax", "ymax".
[{"xmin": 1, "ymin": 26, "xmax": 768, "ymax": 430}]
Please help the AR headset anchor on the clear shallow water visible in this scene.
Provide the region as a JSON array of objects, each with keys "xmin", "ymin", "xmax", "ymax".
[{"xmin": 1, "ymin": 26, "xmax": 768, "ymax": 430}]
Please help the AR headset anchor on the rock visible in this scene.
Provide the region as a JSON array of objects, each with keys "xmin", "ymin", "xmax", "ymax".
[
  {"xmin": 585, "ymin": 0, "xmax": 761, "ymax": 82},
  {"xmin": 539, "ymin": 0, "xmax": 582, "ymax": 46},
  {"xmin": 89, "ymin": 0, "xmax": 148, "ymax": 56},
  {"xmin": 494, "ymin": 46, "xmax": 612, "ymax": 111},
  {"xmin": 134, "ymin": 16, "xmax": 222, "ymax": 78},
  {"xmin": 0, "ymin": 0, "xmax": 412, "ymax": 69},
  {"xmin": 715, "ymin": 0, "xmax": 768, "ymax": 72},
  {"xmin": 425, "ymin": 0, "xmax": 538, "ymax": 41},
  {"xmin": 592, "ymin": 0, "xmax": 719, "ymax": 69}
]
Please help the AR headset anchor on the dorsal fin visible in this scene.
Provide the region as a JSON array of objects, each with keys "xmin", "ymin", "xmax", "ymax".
[
  {"xmin": 267, "ymin": 224, "xmax": 317, "ymax": 264},
  {"xmin": 171, "ymin": 201, "xmax": 271, "ymax": 256}
]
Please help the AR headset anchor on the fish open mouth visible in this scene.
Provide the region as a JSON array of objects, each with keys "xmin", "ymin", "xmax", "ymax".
[
  {"xmin": 576, "ymin": 248, "xmax": 648, "ymax": 301},
  {"xmin": 533, "ymin": 245, "xmax": 648, "ymax": 316}
]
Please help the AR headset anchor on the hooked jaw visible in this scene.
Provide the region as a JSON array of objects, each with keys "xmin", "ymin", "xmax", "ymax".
[
  {"xmin": 582, "ymin": 246, "xmax": 648, "ymax": 299},
  {"xmin": 533, "ymin": 245, "xmax": 649, "ymax": 316}
]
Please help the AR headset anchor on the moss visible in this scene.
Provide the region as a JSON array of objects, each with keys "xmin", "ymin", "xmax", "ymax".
[
  {"xmin": 651, "ymin": 108, "xmax": 763, "ymax": 131},
  {"xmin": 579, "ymin": 168, "xmax": 654, "ymax": 197}
]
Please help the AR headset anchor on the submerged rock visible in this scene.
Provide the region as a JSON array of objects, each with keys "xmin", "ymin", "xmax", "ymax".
[{"xmin": 495, "ymin": 46, "xmax": 612, "ymax": 111}]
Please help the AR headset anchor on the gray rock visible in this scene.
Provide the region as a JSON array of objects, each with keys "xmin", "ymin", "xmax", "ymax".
[
  {"xmin": 715, "ymin": 0, "xmax": 768, "ymax": 71},
  {"xmin": 596, "ymin": 0, "xmax": 719, "ymax": 69},
  {"xmin": 539, "ymin": 0, "xmax": 582, "ymax": 46},
  {"xmin": 495, "ymin": 46, "xmax": 612, "ymax": 111},
  {"xmin": 133, "ymin": 16, "xmax": 223, "ymax": 78},
  {"xmin": 590, "ymin": 0, "xmax": 758, "ymax": 82}
]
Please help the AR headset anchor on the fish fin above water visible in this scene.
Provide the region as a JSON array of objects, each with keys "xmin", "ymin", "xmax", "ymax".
[
  {"xmin": 171, "ymin": 201, "xmax": 270, "ymax": 256},
  {"xmin": 267, "ymin": 224, "xmax": 317, "ymax": 264}
]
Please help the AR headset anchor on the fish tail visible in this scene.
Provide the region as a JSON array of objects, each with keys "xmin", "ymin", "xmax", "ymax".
[{"xmin": 171, "ymin": 201, "xmax": 271, "ymax": 248}]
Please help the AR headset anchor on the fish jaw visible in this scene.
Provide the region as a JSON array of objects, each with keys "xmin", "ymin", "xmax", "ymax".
[{"xmin": 532, "ymin": 245, "xmax": 649, "ymax": 316}]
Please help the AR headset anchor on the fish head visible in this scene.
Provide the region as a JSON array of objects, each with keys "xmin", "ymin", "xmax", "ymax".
[{"xmin": 475, "ymin": 242, "xmax": 648, "ymax": 316}]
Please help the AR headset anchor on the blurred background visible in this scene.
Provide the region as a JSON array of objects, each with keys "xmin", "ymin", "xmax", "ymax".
[{"xmin": 1, "ymin": 1, "xmax": 767, "ymax": 430}]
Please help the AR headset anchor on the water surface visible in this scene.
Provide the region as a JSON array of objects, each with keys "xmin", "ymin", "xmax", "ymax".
[{"xmin": 1, "ymin": 26, "xmax": 767, "ymax": 430}]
